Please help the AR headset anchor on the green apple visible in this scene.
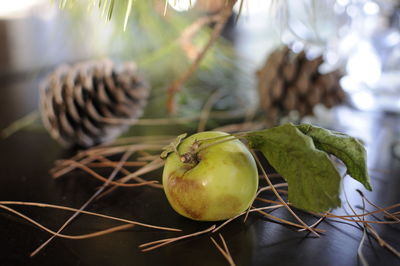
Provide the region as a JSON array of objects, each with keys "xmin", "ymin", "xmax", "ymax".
[{"xmin": 162, "ymin": 131, "xmax": 258, "ymax": 221}]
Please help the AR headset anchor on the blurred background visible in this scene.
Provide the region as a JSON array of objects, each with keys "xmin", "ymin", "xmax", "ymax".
[{"xmin": 0, "ymin": 0, "xmax": 400, "ymax": 136}]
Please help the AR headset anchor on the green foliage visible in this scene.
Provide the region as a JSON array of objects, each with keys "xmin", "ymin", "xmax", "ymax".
[
  {"xmin": 57, "ymin": 0, "xmax": 245, "ymax": 118},
  {"xmin": 245, "ymin": 123, "xmax": 371, "ymax": 213}
]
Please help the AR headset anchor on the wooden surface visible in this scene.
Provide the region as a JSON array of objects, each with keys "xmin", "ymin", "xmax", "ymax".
[{"xmin": 0, "ymin": 75, "xmax": 399, "ymax": 266}]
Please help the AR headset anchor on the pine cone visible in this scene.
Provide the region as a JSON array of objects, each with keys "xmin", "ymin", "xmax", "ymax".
[
  {"xmin": 40, "ymin": 59, "xmax": 150, "ymax": 148},
  {"xmin": 257, "ymin": 46, "xmax": 346, "ymax": 122}
]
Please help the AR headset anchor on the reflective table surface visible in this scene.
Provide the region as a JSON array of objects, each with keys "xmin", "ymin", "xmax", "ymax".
[{"xmin": 0, "ymin": 74, "xmax": 399, "ymax": 266}]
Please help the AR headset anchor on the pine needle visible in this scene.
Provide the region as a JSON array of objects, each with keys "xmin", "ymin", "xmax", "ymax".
[
  {"xmin": 210, "ymin": 234, "xmax": 236, "ymax": 266},
  {"xmin": 0, "ymin": 201, "xmax": 180, "ymax": 232},
  {"xmin": 298, "ymin": 215, "xmax": 326, "ymax": 232},
  {"xmin": 357, "ymin": 191, "xmax": 369, "ymax": 266},
  {"xmin": 61, "ymin": 159, "xmax": 158, "ymax": 187},
  {"xmin": 234, "ymin": 0, "xmax": 244, "ymax": 25},
  {"xmin": 250, "ymin": 150, "xmax": 320, "ymax": 237},
  {"xmin": 99, "ymin": 157, "xmax": 165, "ymax": 198},
  {"xmin": 107, "ymin": 0, "xmax": 115, "ymax": 21},
  {"xmin": 197, "ymin": 90, "xmax": 224, "ymax": 132},
  {"xmin": 356, "ymin": 189, "xmax": 400, "ymax": 223},
  {"xmin": 0, "ymin": 203, "xmax": 135, "ymax": 240},
  {"xmin": 123, "ymin": 0, "xmax": 133, "ymax": 31},
  {"xmin": 139, "ymin": 225, "xmax": 216, "ymax": 252},
  {"xmin": 163, "ymin": 0, "xmax": 168, "ymax": 16},
  {"xmin": 212, "ymin": 205, "xmax": 284, "ymax": 233},
  {"xmin": 1, "ymin": 111, "xmax": 40, "ymax": 139},
  {"xmin": 244, "ymin": 183, "xmax": 288, "ymax": 222},
  {"xmin": 30, "ymin": 148, "xmax": 134, "ymax": 257}
]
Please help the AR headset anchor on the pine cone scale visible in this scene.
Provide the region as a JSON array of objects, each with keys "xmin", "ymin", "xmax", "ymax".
[
  {"xmin": 40, "ymin": 59, "xmax": 150, "ymax": 148},
  {"xmin": 258, "ymin": 46, "xmax": 346, "ymax": 122}
]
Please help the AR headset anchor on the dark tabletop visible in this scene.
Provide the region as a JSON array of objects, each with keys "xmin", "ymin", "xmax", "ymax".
[{"xmin": 0, "ymin": 74, "xmax": 399, "ymax": 266}]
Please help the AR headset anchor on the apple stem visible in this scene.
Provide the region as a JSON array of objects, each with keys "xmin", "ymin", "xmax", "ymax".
[
  {"xmin": 180, "ymin": 152, "xmax": 199, "ymax": 164},
  {"xmin": 180, "ymin": 133, "xmax": 249, "ymax": 165}
]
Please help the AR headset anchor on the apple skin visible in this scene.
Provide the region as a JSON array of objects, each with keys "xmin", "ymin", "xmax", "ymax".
[{"xmin": 162, "ymin": 131, "xmax": 258, "ymax": 221}]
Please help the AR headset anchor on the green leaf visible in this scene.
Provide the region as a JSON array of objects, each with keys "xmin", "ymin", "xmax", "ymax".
[
  {"xmin": 160, "ymin": 133, "xmax": 187, "ymax": 159},
  {"xmin": 245, "ymin": 123, "xmax": 341, "ymax": 213},
  {"xmin": 297, "ymin": 124, "xmax": 372, "ymax": 191}
]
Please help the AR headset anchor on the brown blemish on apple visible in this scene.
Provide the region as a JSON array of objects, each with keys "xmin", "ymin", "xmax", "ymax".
[
  {"xmin": 167, "ymin": 171, "xmax": 208, "ymax": 220},
  {"xmin": 233, "ymin": 151, "xmax": 248, "ymax": 166},
  {"xmin": 215, "ymin": 194, "xmax": 243, "ymax": 219}
]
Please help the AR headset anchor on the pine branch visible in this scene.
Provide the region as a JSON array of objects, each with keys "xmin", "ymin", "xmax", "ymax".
[{"xmin": 166, "ymin": 0, "xmax": 237, "ymax": 114}]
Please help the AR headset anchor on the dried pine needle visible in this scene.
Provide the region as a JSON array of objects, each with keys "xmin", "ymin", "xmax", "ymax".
[
  {"xmin": 213, "ymin": 205, "xmax": 284, "ymax": 233},
  {"xmin": 255, "ymin": 209, "xmax": 325, "ymax": 233},
  {"xmin": 244, "ymin": 183, "xmax": 288, "ymax": 222},
  {"xmin": 321, "ymin": 213, "xmax": 399, "ymax": 225},
  {"xmin": 356, "ymin": 191, "xmax": 369, "ymax": 266},
  {"xmin": 250, "ymin": 150, "xmax": 320, "ymax": 237},
  {"xmin": 99, "ymin": 157, "xmax": 165, "ymax": 198},
  {"xmin": 197, "ymin": 90, "xmax": 224, "ymax": 132},
  {"xmin": 0, "ymin": 203, "xmax": 136, "ymax": 240},
  {"xmin": 1, "ymin": 111, "xmax": 40, "ymax": 139},
  {"xmin": 298, "ymin": 215, "xmax": 326, "ymax": 232},
  {"xmin": 140, "ymin": 225, "xmax": 216, "ymax": 252},
  {"xmin": 313, "ymin": 203, "xmax": 400, "ymax": 220},
  {"xmin": 0, "ymin": 201, "xmax": 180, "ymax": 232},
  {"xmin": 365, "ymin": 223, "xmax": 400, "ymax": 258},
  {"xmin": 356, "ymin": 189, "xmax": 400, "ymax": 223},
  {"xmin": 31, "ymin": 149, "xmax": 134, "ymax": 257},
  {"xmin": 210, "ymin": 234, "xmax": 236, "ymax": 266},
  {"xmin": 86, "ymin": 161, "xmax": 147, "ymax": 168},
  {"xmin": 61, "ymin": 160, "xmax": 158, "ymax": 187}
]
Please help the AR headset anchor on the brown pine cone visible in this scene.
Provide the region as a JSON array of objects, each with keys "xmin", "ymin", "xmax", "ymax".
[
  {"xmin": 40, "ymin": 59, "xmax": 150, "ymax": 148},
  {"xmin": 257, "ymin": 46, "xmax": 346, "ymax": 123}
]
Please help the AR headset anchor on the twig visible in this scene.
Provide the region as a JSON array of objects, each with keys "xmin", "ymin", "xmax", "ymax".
[
  {"xmin": 30, "ymin": 149, "xmax": 134, "ymax": 257},
  {"xmin": 166, "ymin": 0, "xmax": 237, "ymax": 113},
  {"xmin": 179, "ymin": 14, "xmax": 221, "ymax": 61}
]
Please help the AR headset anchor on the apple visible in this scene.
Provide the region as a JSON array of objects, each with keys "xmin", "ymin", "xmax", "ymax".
[{"xmin": 162, "ymin": 131, "xmax": 258, "ymax": 221}]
